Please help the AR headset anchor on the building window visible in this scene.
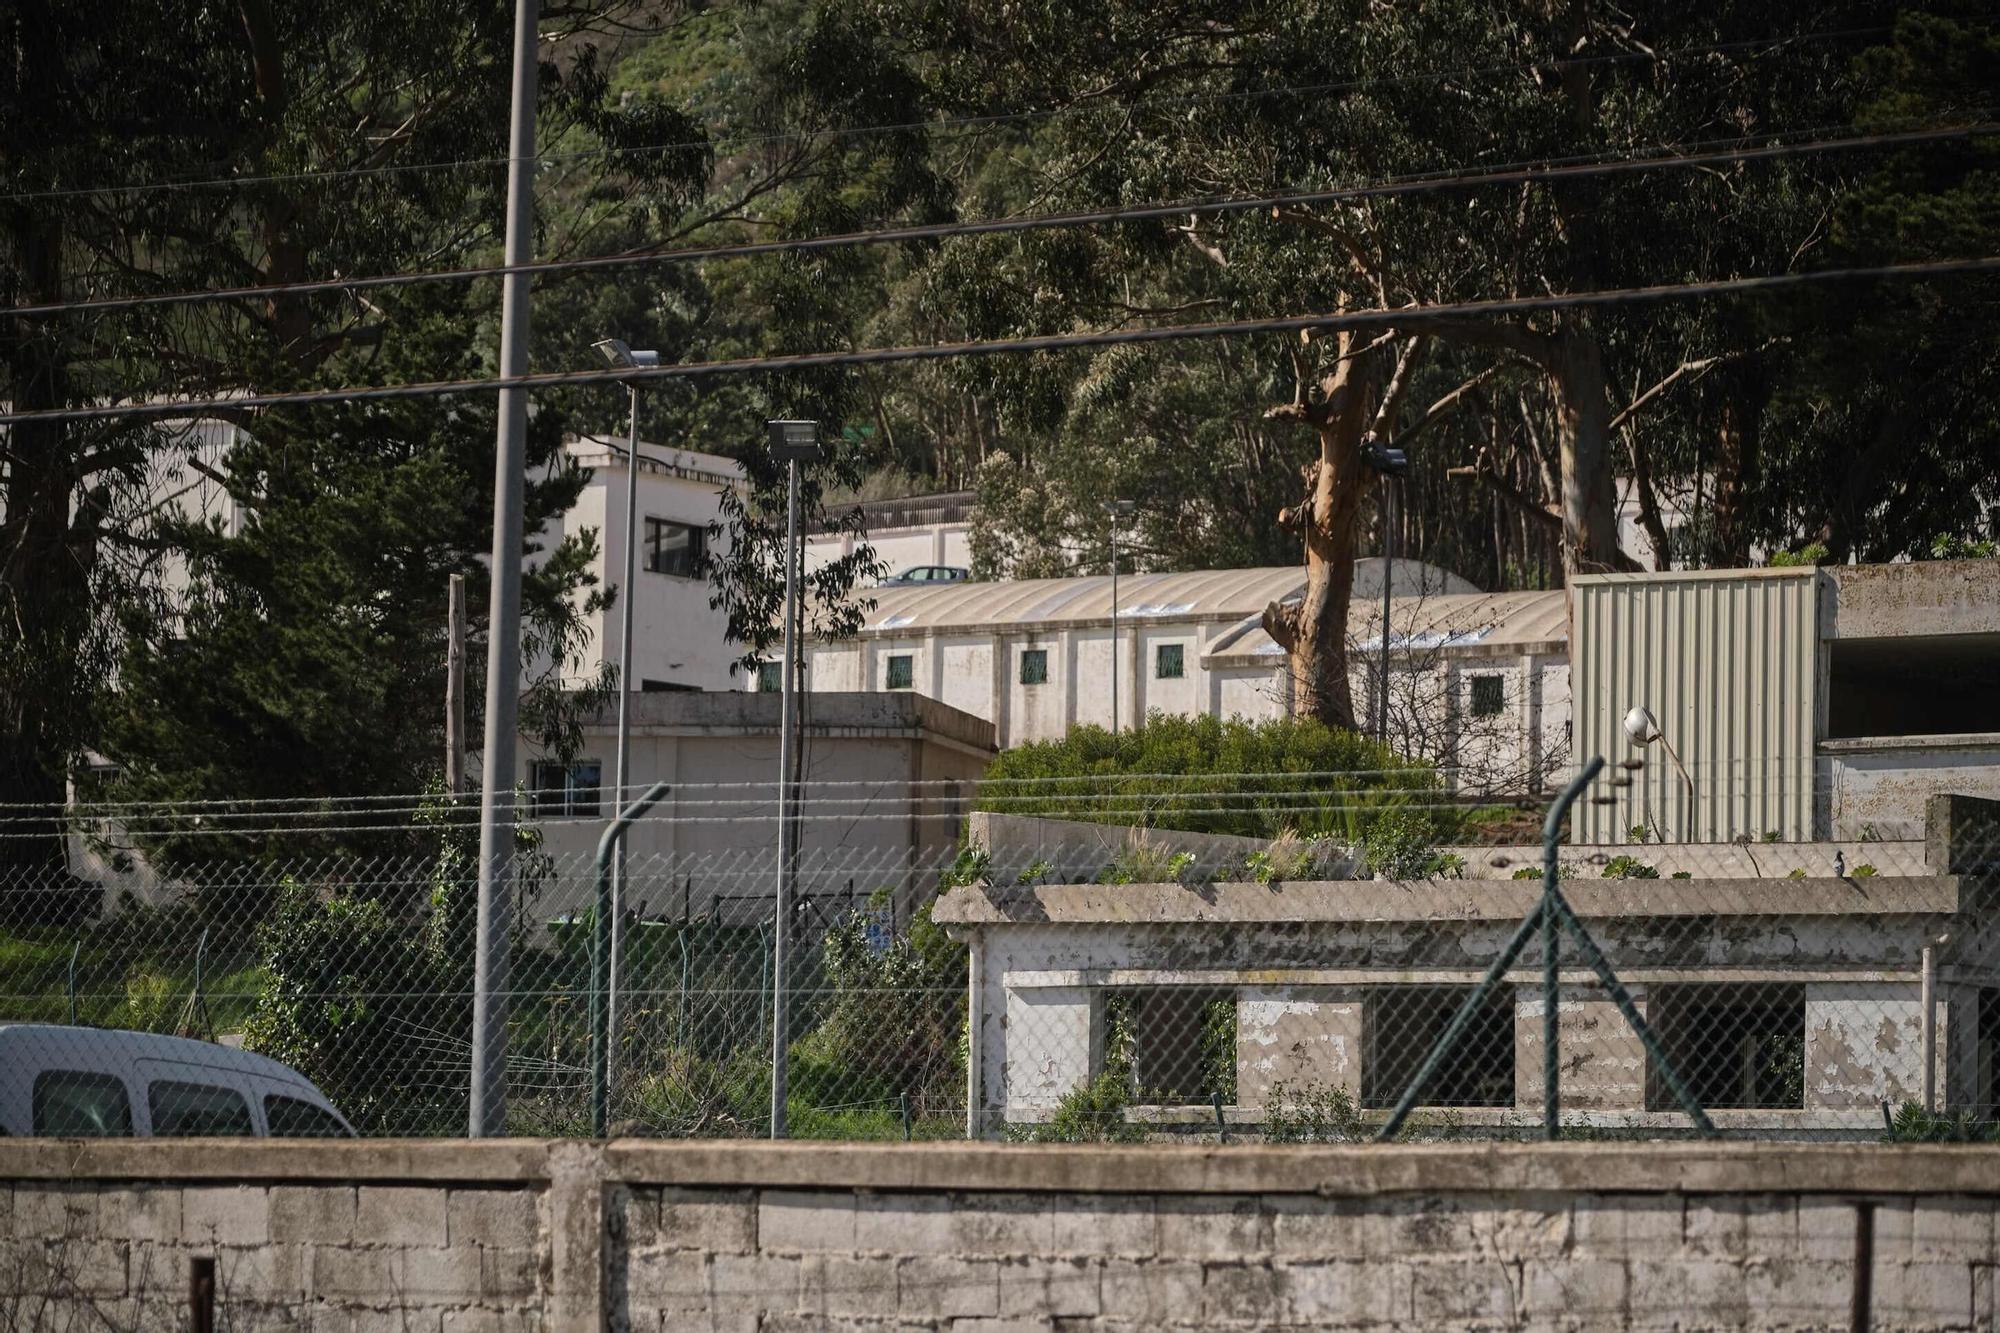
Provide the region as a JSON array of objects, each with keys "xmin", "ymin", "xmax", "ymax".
[
  {"xmin": 1020, "ymin": 648, "xmax": 1049, "ymax": 686},
  {"xmin": 1470, "ymin": 674, "xmax": 1505, "ymax": 717},
  {"xmin": 756, "ymin": 661, "xmax": 781, "ymax": 694},
  {"xmin": 1361, "ymin": 986, "xmax": 1515, "ymax": 1108},
  {"xmin": 1155, "ymin": 643, "xmax": 1185, "ymax": 680},
  {"xmin": 1649, "ymin": 984, "xmax": 1804, "ymax": 1110},
  {"xmin": 530, "ymin": 760, "xmax": 602, "ymax": 818},
  {"xmin": 885, "ymin": 655, "xmax": 914, "ymax": 690},
  {"xmin": 1102, "ymin": 988, "xmax": 1236, "ymax": 1105},
  {"xmin": 643, "ymin": 518, "xmax": 706, "ymax": 578}
]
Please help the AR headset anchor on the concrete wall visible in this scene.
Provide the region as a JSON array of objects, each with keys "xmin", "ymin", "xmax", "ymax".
[
  {"xmin": 1822, "ymin": 736, "xmax": 2000, "ymax": 841},
  {"xmin": 10, "ymin": 1139, "xmax": 2000, "ymax": 1332}
]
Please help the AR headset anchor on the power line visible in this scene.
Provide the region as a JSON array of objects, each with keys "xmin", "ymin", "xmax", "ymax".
[
  {"xmin": 10, "ymin": 120, "xmax": 1986, "ymax": 323},
  {"xmin": 0, "ymin": 25, "xmax": 1893, "ymax": 208},
  {"xmin": 3, "ymin": 256, "xmax": 1993, "ymax": 429}
]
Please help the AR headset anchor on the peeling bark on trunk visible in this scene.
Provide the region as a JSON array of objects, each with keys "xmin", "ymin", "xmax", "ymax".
[
  {"xmin": 1261, "ymin": 346, "xmax": 1378, "ymax": 731},
  {"xmin": 1551, "ymin": 325, "xmax": 1629, "ymax": 577}
]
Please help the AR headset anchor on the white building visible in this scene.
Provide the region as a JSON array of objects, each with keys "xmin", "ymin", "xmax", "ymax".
[
  {"xmin": 538, "ymin": 435, "xmax": 745, "ymax": 693},
  {"xmin": 789, "ymin": 560, "xmax": 1571, "ymax": 761},
  {"xmin": 805, "ymin": 491, "xmax": 974, "ymax": 578}
]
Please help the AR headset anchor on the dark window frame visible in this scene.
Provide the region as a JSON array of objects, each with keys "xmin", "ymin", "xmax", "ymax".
[
  {"xmin": 642, "ymin": 517, "xmax": 707, "ymax": 579},
  {"xmin": 1469, "ymin": 674, "xmax": 1506, "ymax": 718},
  {"xmin": 756, "ymin": 661, "xmax": 782, "ymax": 694},
  {"xmin": 32, "ymin": 1070, "xmax": 133, "ymax": 1137},
  {"xmin": 885, "ymin": 655, "xmax": 914, "ymax": 690},
  {"xmin": 1155, "ymin": 643, "xmax": 1186, "ymax": 680},
  {"xmin": 147, "ymin": 1079, "xmax": 254, "ymax": 1137},
  {"xmin": 1020, "ymin": 648, "xmax": 1049, "ymax": 686},
  {"xmin": 1648, "ymin": 983, "xmax": 1805, "ymax": 1111},
  {"xmin": 1361, "ymin": 985, "xmax": 1516, "ymax": 1109},
  {"xmin": 530, "ymin": 759, "xmax": 603, "ymax": 818}
]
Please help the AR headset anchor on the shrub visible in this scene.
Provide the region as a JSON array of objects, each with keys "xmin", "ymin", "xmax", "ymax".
[
  {"xmin": 1670, "ymin": 871, "xmax": 1693, "ymax": 880},
  {"xmin": 978, "ymin": 712, "xmax": 1438, "ymax": 840},
  {"xmin": 1365, "ymin": 808, "xmax": 1457, "ymax": 879},
  {"xmin": 1601, "ymin": 855, "xmax": 1659, "ymax": 880},
  {"xmin": 1787, "ymin": 867, "xmax": 1808, "ymax": 879},
  {"xmin": 1511, "ymin": 866, "xmax": 1542, "ymax": 881},
  {"xmin": 1009, "ymin": 1071, "xmax": 1146, "ymax": 1143},
  {"xmin": 1853, "ymin": 863, "xmax": 1879, "ymax": 878},
  {"xmin": 1264, "ymin": 1081, "xmax": 1366, "ymax": 1143},
  {"xmin": 813, "ymin": 896, "xmax": 966, "ymax": 1120}
]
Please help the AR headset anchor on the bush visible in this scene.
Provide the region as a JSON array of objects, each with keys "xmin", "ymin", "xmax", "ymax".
[
  {"xmin": 242, "ymin": 881, "xmax": 467, "ymax": 1134},
  {"xmin": 812, "ymin": 896, "xmax": 966, "ymax": 1120},
  {"xmin": 1264, "ymin": 1081, "xmax": 1366, "ymax": 1143},
  {"xmin": 1601, "ymin": 855, "xmax": 1659, "ymax": 880},
  {"xmin": 1364, "ymin": 808, "xmax": 1457, "ymax": 879},
  {"xmin": 1511, "ymin": 866, "xmax": 1542, "ymax": 881},
  {"xmin": 1007, "ymin": 1071, "xmax": 1146, "ymax": 1143},
  {"xmin": 978, "ymin": 713, "xmax": 1439, "ymax": 840}
]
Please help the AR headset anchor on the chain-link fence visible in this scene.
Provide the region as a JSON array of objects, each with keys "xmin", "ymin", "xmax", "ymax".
[{"xmin": 1, "ymin": 768, "xmax": 1993, "ymax": 1144}]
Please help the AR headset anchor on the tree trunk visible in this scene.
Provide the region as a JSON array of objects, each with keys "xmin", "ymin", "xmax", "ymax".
[
  {"xmin": 1710, "ymin": 369, "xmax": 1766, "ymax": 567},
  {"xmin": 1550, "ymin": 325, "xmax": 1631, "ymax": 576},
  {"xmin": 0, "ymin": 208, "xmax": 84, "ymax": 879},
  {"xmin": 1261, "ymin": 348, "xmax": 1378, "ymax": 731}
]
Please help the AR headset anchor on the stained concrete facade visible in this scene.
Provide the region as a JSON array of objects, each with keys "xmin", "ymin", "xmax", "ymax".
[
  {"xmin": 937, "ymin": 795, "xmax": 2000, "ymax": 1139},
  {"xmin": 10, "ymin": 1138, "xmax": 2000, "ymax": 1331}
]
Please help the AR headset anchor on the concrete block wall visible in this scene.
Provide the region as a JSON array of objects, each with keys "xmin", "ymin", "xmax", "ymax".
[{"xmin": 10, "ymin": 1141, "xmax": 2000, "ymax": 1331}]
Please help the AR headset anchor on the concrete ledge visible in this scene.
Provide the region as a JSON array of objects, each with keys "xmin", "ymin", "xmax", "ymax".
[
  {"xmin": 11, "ymin": 1138, "xmax": 2000, "ymax": 1199},
  {"xmin": 934, "ymin": 876, "xmax": 1962, "ymax": 924}
]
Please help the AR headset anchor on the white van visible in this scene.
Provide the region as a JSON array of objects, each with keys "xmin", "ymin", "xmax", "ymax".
[{"xmin": 0, "ymin": 1025, "xmax": 355, "ymax": 1137}]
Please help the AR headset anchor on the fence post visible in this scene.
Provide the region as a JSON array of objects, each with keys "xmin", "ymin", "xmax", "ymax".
[
  {"xmin": 67, "ymin": 938, "xmax": 80, "ymax": 1025},
  {"xmin": 1539, "ymin": 760, "xmax": 1597, "ymax": 1139},
  {"xmin": 592, "ymin": 781, "xmax": 671, "ymax": 1137}
]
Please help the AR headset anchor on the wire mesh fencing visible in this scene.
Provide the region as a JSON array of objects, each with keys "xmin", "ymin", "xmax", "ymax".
[{"xmin": 0, "ymin": 770, "xmax": 1993, "ymax": 1144}]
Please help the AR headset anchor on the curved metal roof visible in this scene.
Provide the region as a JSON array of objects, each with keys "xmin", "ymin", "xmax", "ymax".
[
  {"xmin": 1207, "ymin": 587, "xmax": 1570, "ymax": 660},
  {"xmin": 856, "ymin": 558, "xmax": 1479, "ymax": 634}
]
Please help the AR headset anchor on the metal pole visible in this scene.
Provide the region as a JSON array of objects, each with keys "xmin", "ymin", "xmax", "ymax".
[
  {"xmin": 1921, "ymin": 944, "xmax": 1937, "ymax": 1113},
  {"xmin": 1379, "ymin": 479, "xmax": 1393, "ymax": 745},
  {"xmin": 608, "ymin": 385, "xmax": 641, "ymax": 1091},
  {"xmin": 965, "ymin": 931, "xmax": 984, "ymax": 1139},
  {"xmin": 468, "ymin": 0, "xmax": 540, "ymax": 1139},
  {"xmin": 1542, "ymin": 827, "xmax": 1560, "ymax": 1140},
  {"xmin": 1109, "ymin": 526, "xmax": 1119, "ymax": 736},
  {"xmin": 591, "ymin": 781, "xmax": 671, "ymax": 1136},
  {"xmin": 771, "ymin": 458, "xmax": 802, "ymax": 1138},
  {"xmin": 446, "ymin": 573, "xmax": 466, "ymax": 794}
]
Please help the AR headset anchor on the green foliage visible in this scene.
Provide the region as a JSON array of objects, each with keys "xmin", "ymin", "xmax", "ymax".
[
  {"xmin": 1670, "ymin": 871, "xmax": 1693, "ymax": 880},
  {"xmin": 1007, "ymin": 1071, "xmax": 1146, "ymax": 1144},
  {"xmin": 1363, "ymin": 808, "xmax": 1456, "ymax": 880},
  {"xmin": 1512, "ymin": 867, "xmax": 1543, "ymax": 881},
  {"xmin": 1263, "ymin": 1082, "xmax": 1367, "ymax": 1144},
  {"xmin": 978, "ymin": 714, "xmax": 1437, "ymax": 840},
  {"xmin": 815, "ymin": 898, "xmax": 967, "ymax": 1119},
  {"xmin": 242, "ymin": 881, "xmax": 467, "ymax": 1134},
  {"xmin": 1787, "ymin": 867, "xmax": 1810, "ymax": 879},
  {"xmin": 1853, "ymin": 863, "xmax": 1879, "ymax": 878},
  {"xmin": 1628, "ymin": 825, "xmax": 1653, "ymax": 844},
  {"xmin": 1767, "ymin": 544, "xmax": 1830, "ymax": 568},
  {"xmin": 1883, "ymin": 1102, "xmax": 2000, "ymax": 1143},
  {"xmin": 1601, "ymin": 856, "xmax": 1660, "ymax": 880},
  {"xmin": 941, "ymin": 843, "xmax": 993, "ymax": 890},
  {"xmin": 1200, "ymin": 995, "xmax": 1238, "ymax": 1108}
]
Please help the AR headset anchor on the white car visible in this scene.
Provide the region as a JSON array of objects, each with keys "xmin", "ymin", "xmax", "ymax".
[{"xmin": 0, "ymin": 1024, "xmax": 354, "ymax": 1137}]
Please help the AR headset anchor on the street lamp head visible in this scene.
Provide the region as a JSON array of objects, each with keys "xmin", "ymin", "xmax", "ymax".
[
  {"xmin": 1362, "ymin": 436, "xmax": 1410, "ymax": 477},
  {"xmin": 1623, "ymin": 705, "xmax": 1661, "ymax": 746},
  {"xmin": 1106, "ymin": 499, "xmax": 1136, "ymax": 521},
  {"xmin": 767, "ymin": 419, "xmax": 824, "ymax": 462},
  {"xmin": 593, "ymin": 338, "xmax": 660, "ymax": 370}
]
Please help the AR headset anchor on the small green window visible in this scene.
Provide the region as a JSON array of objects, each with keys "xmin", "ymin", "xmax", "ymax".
[
  {"xmin": 1020, "ymin": 649, "xmax": 1048, "ymax": 686},
  {"xmin": 756, "ymin": 661, "xmax": 781, "ymax": 693},
  {"xmin": 1470, "ymin": 674, "xmax": 1505, "ymax": 717},
  {"xmin": 885, "ymin": 655, "xmax": 914, "ymax": 690},
  {"xmin": 1155, "ymin": 643, "xmax": 1185, "ymax": 680}
]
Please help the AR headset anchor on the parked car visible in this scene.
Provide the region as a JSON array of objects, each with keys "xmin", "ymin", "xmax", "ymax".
[
  {"xmin": 0, "ymin": 1024, "xmax": 354, "ymax": 1137},
  {"xmin": 879, "ymin": 564, "xmax": 969, "ymax": 586}
]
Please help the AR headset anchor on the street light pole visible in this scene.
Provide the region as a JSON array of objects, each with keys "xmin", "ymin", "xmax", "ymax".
[
  {"xmin": 1360, "ymin": 438, "xmax": 1409, "ymax": 751},
  {"xmin": 592, "ymin": 340, "xmax": 660, "ymax": 1101},
  {"xmin": 767, "ymin": 421, "xmax": 822, "ymax": 1139},
  {"xmin": 1106, "ymin": 499, "xmax": 1134, "ymax": 735},
  {"xmin": 468, "ymin": 0, "xmax": 540, "ymax": 1140}
]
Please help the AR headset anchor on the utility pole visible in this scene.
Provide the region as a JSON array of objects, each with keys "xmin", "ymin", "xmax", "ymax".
[
  {"xmin": 468, "ymin": 0, "xmax": 539, "ymax": 1139},
  {"xmin": 1361, "ymin": 438, "xmax": 1408, "ymax": 748},
  {"xmin": 446, "ymin": 574, "xmax": 466, "ymax": 794},
  {"xmin": 766, "ymin": 420, "xmax": 821, "ymax": 1139},
  {"xmin": 1105, "ymin": 499, "xmax": 1134, "ymax": 734}
]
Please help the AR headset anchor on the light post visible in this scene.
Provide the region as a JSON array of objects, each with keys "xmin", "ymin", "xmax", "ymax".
[
  {"xmin": 767, "ymin": 419, "xmax": 822, "ymax": 1138},
  {"xmin": 1362, "ymin": 437, "xmax": 1409, "ymax": 747},
  {"xmin": 1105, "ymin": 499, "xmax": 1134, "ymax": 734},
  {"xmin": 591, "ymin": 338, "xmax": 659, "ymax": 1091},
  {"xmin": 1623, "ymin": 705, "xmax": 1696, "ymax": 842}
]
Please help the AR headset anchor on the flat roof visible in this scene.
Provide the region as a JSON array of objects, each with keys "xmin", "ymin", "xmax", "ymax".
[{"xmin": 851, "ymin": 559, "xmax": 1479, "ymax": 635}]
